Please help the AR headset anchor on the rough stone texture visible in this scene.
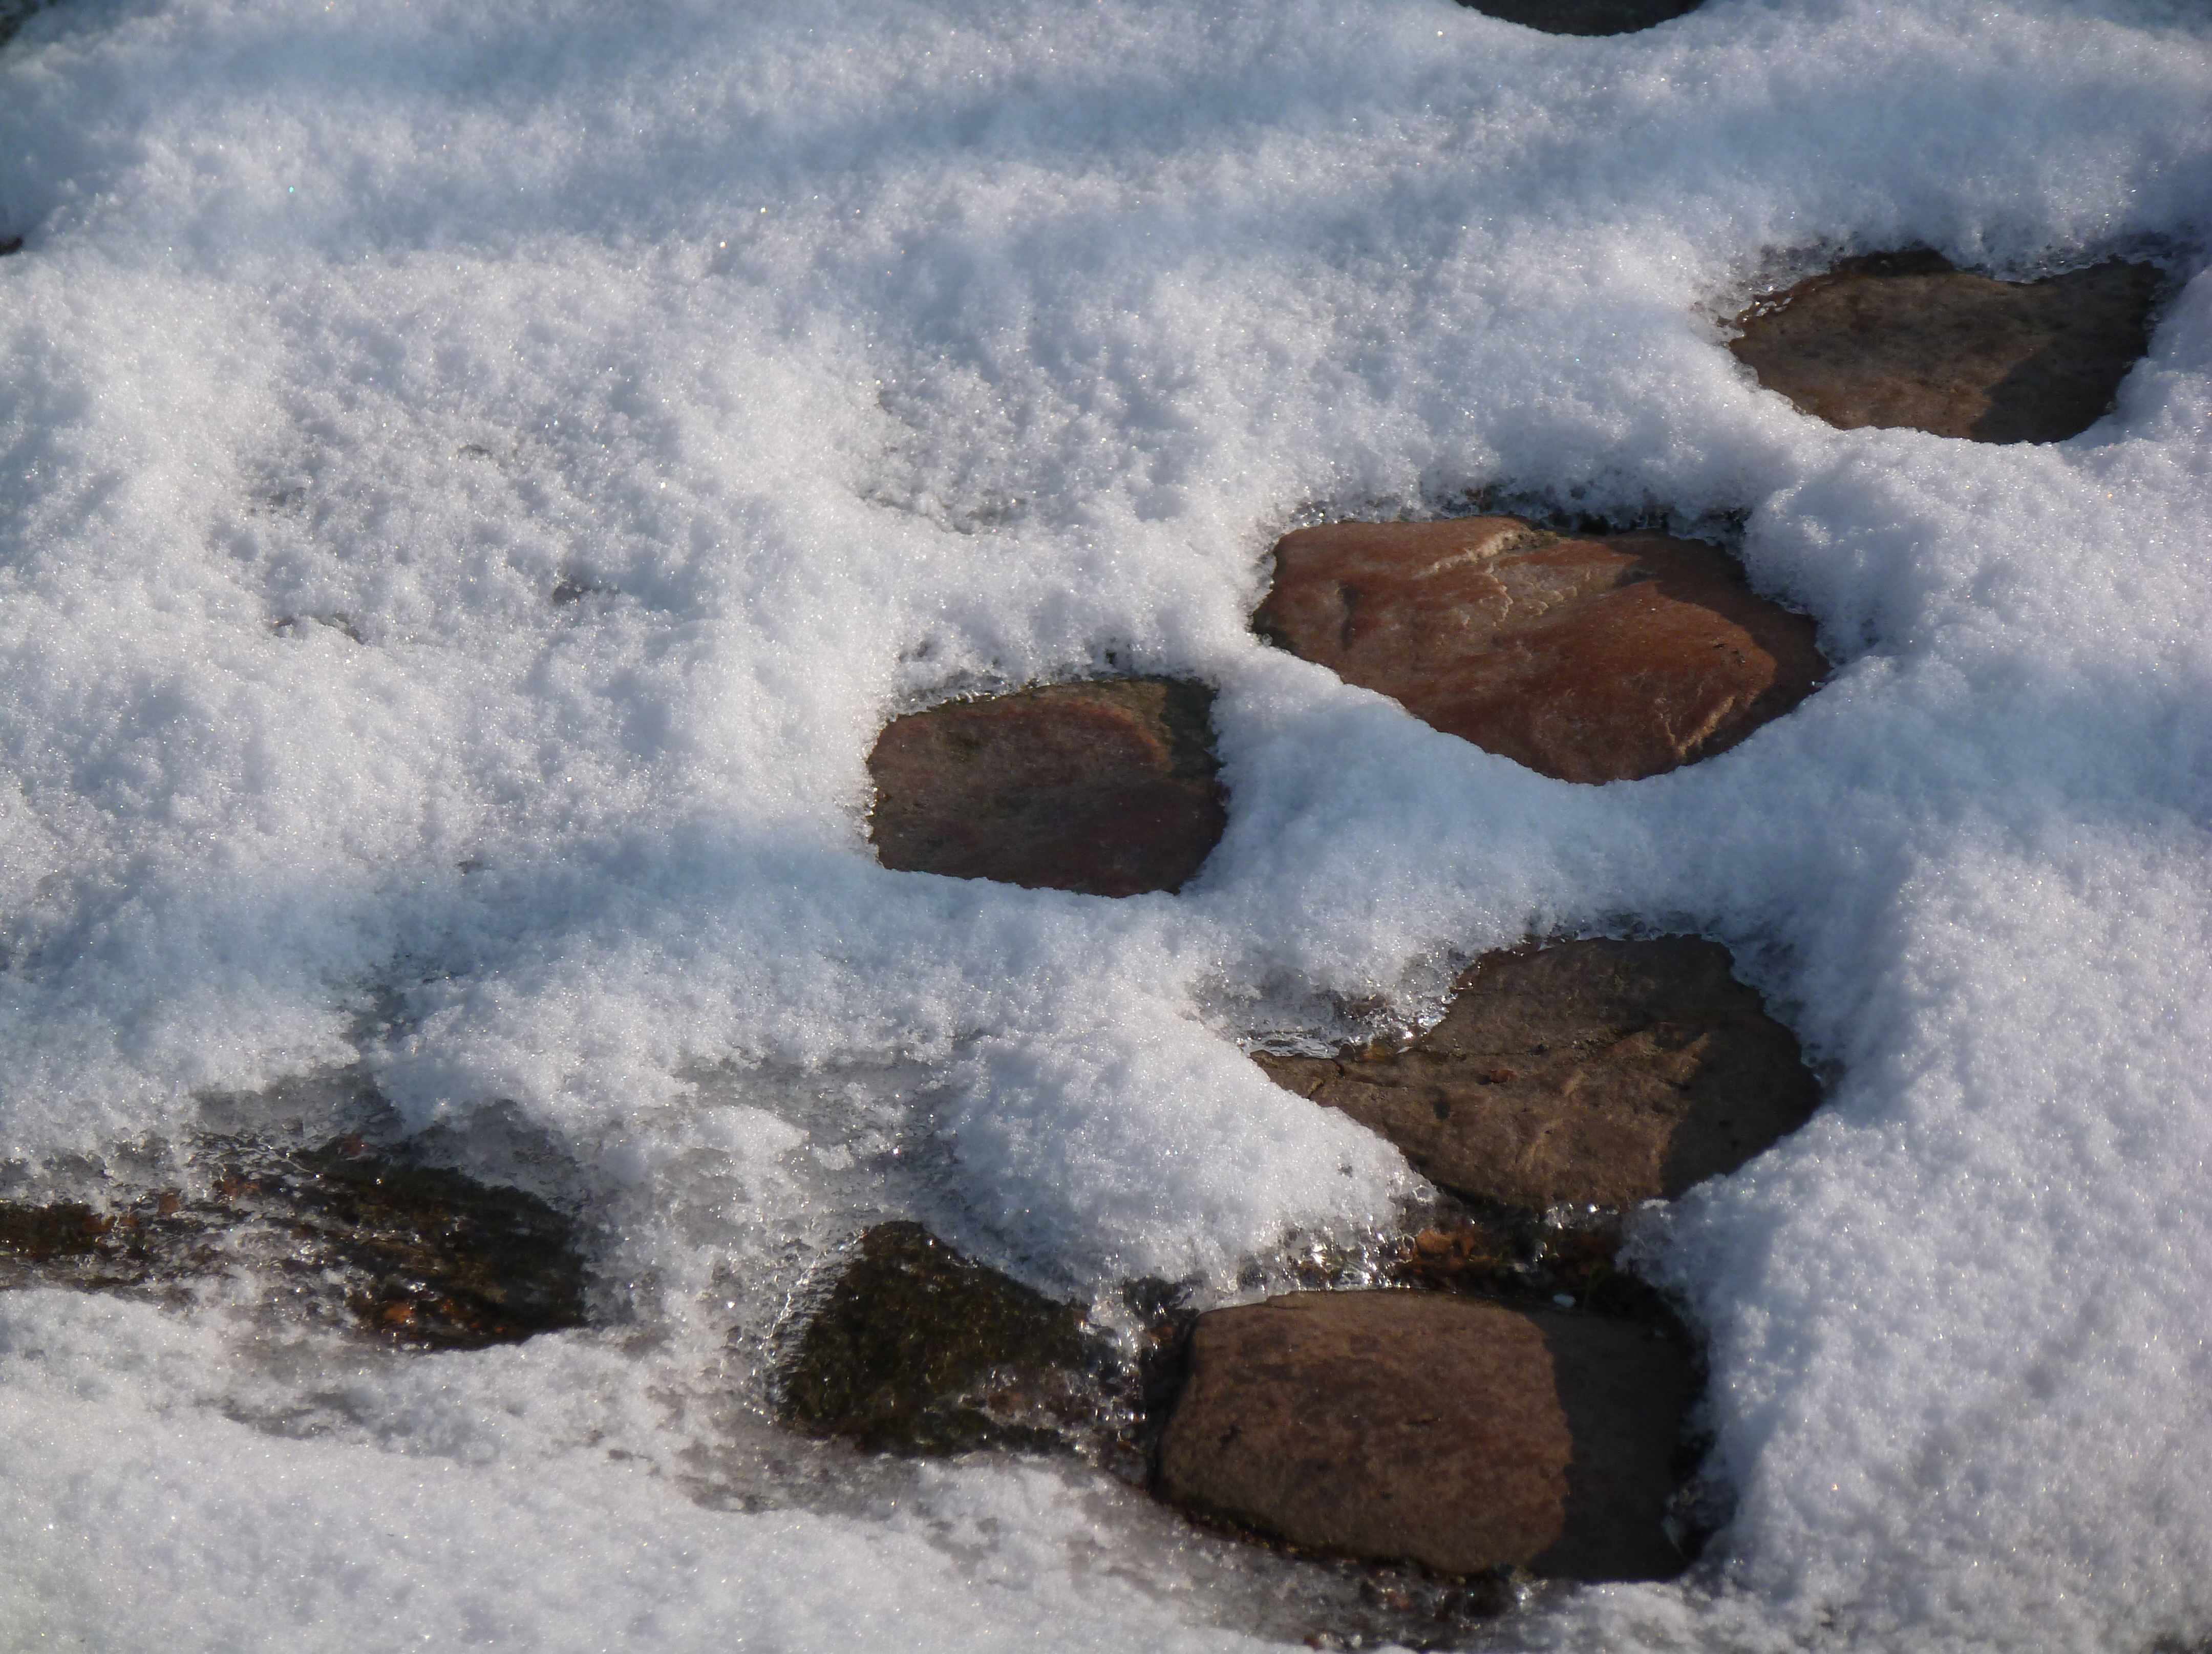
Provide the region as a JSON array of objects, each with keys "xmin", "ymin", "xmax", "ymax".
[
  {"xmin": 867, "ymin": 677, "xmax": 1226, "ymax": 897},
  {"xmin": 1728, "ymin": 250, "xmax": 2163, "ymax": 444},
  {"xmin": 1459, "ymin": 0, "xmax": 1699, "ymax": 33},
  {"xmin": 1156, "ymin": 1291, "xmax": 1694, "ymax": 1580},
  {"xmin": 0, "ymin": 1135, "xmax": 589, "ymax": 1349},
  {"xmin": 780, "ymin": 1221, "xmax": 1100, "ymax": 1455},
  {"xmin": 1254, "ymin": 937, "xmax": 1818, "ymax": 1210},
  {"xmin": 1256, "ymin": 517, "xmax": 1825, "ymax": 783}
]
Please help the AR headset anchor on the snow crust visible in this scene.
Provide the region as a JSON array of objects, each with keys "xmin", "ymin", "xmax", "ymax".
[{"xmin": 2, "ymin": 0, "xmax": 2211, "ymax": 1645}]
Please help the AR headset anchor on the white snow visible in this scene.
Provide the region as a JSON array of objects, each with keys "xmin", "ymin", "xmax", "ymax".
[{"xmin": 2, "ymin": 0, "xmax": 2210, "ymax": 1645}]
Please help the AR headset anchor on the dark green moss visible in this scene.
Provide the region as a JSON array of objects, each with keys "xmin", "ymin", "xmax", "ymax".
[{"xmin": 781, "ymin": 1221, "xmax": 1097, "ymax": 1455}]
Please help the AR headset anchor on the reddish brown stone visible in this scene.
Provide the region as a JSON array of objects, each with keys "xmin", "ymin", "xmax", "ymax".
[
  {"xmin": 867, "ymin": 677, "xmax": 1225, "ymax": 897},
  {"xmin": 1458, "ymin": 0, "xmax": 1699, "ymax": 33},
  {"xmin": 1729, "ymin": 250, "xmax": 2162, "ymax": 444},
  {"xmin": 1254, "ymin": 937, "xmax": 1818, "ymax": 1210},
  {"xmin": 1156, "ymin": 1291, "xmax": 1694, "ymax": 1580},
  {"xmin": 1255, "ymin": 517, "xmax": 1825, "ymax": 783}
]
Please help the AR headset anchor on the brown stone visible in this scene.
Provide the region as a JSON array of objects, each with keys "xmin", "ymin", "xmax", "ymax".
[
  {"xmin": 1728, "ymin": 250, "xmax": 2162, "ymax": 444},
  {"xmin": 1254, "ymin": 937, "xmax": 1818, "ymax": 1210},
  {"xmin": 867, "ymin": 677, "xmax": 1225, "ymax": 897},
  {"xmin": 1255, "ymin": 517, "xmax": 1825, "ymax": 783},
  {"xmin": 1156, "ymin": 1291, "xmax": 1694, "ymax": 1580},
  {"xmin": 1458, "ymin": 0, "xmax": 1699, "ymax": 33}
]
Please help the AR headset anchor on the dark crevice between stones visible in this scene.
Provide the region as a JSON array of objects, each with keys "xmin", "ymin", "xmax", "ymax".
[
  {"xmin": 1457, "ymin": 0, "xmax": 1701, "ymax": 33},
  {"xmin": 1256, "ymin": 517, "xmax": 1827, "ymax": 783},
  {"xmin": 0, "ymin": 1129, "xmax": 590, "ymax": 1350},
  {"xmin": 1729, "ymin": 248, "xmax": 2166, "ymax": 443},
  {"xmin": 866, "ymin": 676, "xmax": 1226, "ymax": 897}
]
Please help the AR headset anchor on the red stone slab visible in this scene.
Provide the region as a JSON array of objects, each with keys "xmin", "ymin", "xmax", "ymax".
[{"xmin": 1256, "ymin": 517, "xmax": 1824, "ymax": 782}]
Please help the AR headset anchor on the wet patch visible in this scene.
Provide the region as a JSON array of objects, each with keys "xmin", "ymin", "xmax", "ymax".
[
  {"xmin": 0, "ymin": 1133, "xmax": 590, "ymax": 1349},
  {"xmin": 777, "ymin": 1221, "xmax": 1109, "ymax": 1455}
]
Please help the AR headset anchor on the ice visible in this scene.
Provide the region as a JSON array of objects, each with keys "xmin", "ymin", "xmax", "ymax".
[{"xmin": 2, "ymin": 0, "xmax": 2212, "ymax": 1645}]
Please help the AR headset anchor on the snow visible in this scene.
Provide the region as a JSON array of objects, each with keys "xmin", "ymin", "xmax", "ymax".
[{"xmin": 2, "ymin": 0, "xmax": 2211, "ymax": 1645}]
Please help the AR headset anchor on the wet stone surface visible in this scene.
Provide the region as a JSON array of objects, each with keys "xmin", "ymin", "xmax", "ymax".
[
  {"xmin": 1459, "ymin": 0, "xmax": 1700, "ymax": 33},
  {"xmin": 1254, "ymin": 937, "xmax": 1820, "ymax": 1211},
  {"xmin": 1155, "ymin": 1290, "xmax": 1697, "ymax": 1581},
  {"xmin": 1256, "ymin": 517, "xmax": 1825, "ymax": 783},
  {"xmin": 867, "ymin": 677, "xmax": 1226, "ymax": 897},
  {"xmin": 0, "ymin": 1134, "xmax": 589, "ymax": 1349},
  {"xmin": 779, "ymin": 1221, "xmax": 1106, "ymax": 1455},
  {"xmin": 1729, "ymin": 249, "xmax": 2163, "ymax": 443}
]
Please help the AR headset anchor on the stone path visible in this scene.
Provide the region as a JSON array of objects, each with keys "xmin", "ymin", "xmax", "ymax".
[
  {"xmin": 0, "ymin": 11, "xmax": 2176, "ymax": 1616},
  {"xmin": 835, "ymin": 236, "xmax": 2177, "ymax": 1594}
]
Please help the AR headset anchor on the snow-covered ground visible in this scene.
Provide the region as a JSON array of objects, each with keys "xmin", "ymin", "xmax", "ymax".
[{"xmin": 2, "ymin": 0, "xmax": 2210, "ymax": 1647}]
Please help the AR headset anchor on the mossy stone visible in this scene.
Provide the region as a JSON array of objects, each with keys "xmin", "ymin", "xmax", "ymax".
[{"xmin": 781, "ymin": 1222, "xmax": 1094, "ymax": 1455}]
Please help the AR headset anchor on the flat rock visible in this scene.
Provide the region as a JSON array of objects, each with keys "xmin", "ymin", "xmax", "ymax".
[
  {"xmin": 1459, "ymin": 0, "xmax": 1699, "ymax": 33},
  {"xmin": 1254, "ymin": 937, "xmax": 1818, "ymax": 1210},
  {"xmin": 1256, "ymin": 517, "xmax": 1824, "ymax": 782},
  {"xmin": 1728, "ymin": 249, "xmax": 2162, "ymax": 443},
  {"xmin": 1156, "ymin": 1291, "xmax": 1694, "ymax": 1580},
  {"xmin": 867, "ymin": 677, "xmax": 1225, "ymax": 896},
  {"xmin": 780, "ymin": 1221, "xmax": 1099, "ymax": 1455},
  {"xmin": 0, "ymin": 1134, "xmax": 589, "ymax": 1349}
]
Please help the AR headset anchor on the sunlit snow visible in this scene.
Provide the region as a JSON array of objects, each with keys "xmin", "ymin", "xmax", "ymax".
[{"xmin": 3, "ymin": 0, "xmax": 2210, "ymax": 1646}]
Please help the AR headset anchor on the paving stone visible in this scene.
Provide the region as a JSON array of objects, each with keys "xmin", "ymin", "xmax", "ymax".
[
  {"xmin": 1254, "ymin": 937, "xmax": 1818, "ymax": 1210},
  {"xmin": 1256, "ymin": 517, "xmax": 1825, "ymax": 782},
  {"xmin": 1728, "ymin": 249, "xmax": 2162, "ymax": 443},
  {"xmin": 779, "ymin": 1221, "xmax": 1101, "ymax": 1455},
  {"xmin": 1155, "ymin": 1290, "xmax": 1695, "ymax": 1580},
  {"xmin": 867, "ymin": 677, "xmax": 1225, "ymax": 896}
]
